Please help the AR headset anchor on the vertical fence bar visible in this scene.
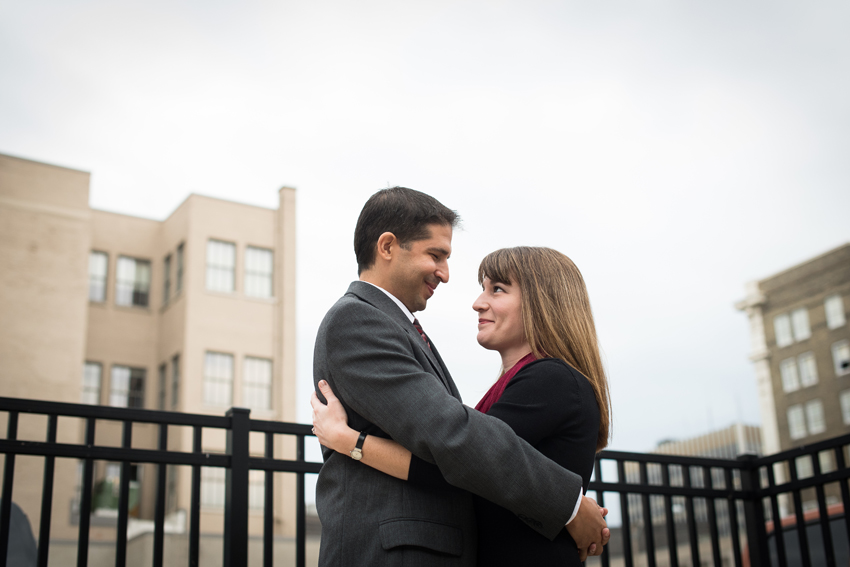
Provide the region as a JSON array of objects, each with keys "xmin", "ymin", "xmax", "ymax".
[
  {"xmin": 704, "ymin": 470, "xmax": 721, "ymax": 567},
  {"xmin": 224, "ymin": 408, "xmax": 250, "ymax": 567},
  {"xmin": 190, "ymin": 426, "xmax": 202, "ymax": 567},
  {"xmin": 638, "ymin": 462, "xmax": 656, "ymax": 567},
  {"xmin": 153, "ymin": 424, "xmax": 168, "ymax": 567},
  {"xmin": 788, "ymin": 456, "xmax": 811, "ymax": 567},
  {"xmin": 766, "ymin": 462, "xmax": 788, "ymax": 567},
  {"xmin": 661, "ymin": 464, "xmax": 678, "ymax": 567},
  {"xmin": 682, "ymin": 465, "xmax": 701, "ymax": 567},
  {"xmin": 738, "ymin": 455, "xmax": 767, "ymax": 567},
  {"xmin": 593, "ymin": 458, "xmax": 610, "ymax": 567},
  {"xmin": 812, "ymin": 451, "xmax": 836, "ymax": 567},
  {"xmin": 724, "ymin": 468, "xmax": 743, "ymax": 567},
  {"xmin": 0, "ymin": 411, "xmax": 19, "ymax": 567},
  {"xmin": 37, "ymin": 414, "xmax": 57, "ymax": 567},
  {"xmin": 264, "ymin": 432, "xmax": 274, "ymax": 567},
  {"xmin": 77, "ymin": 417, "xmax": 96, "ymax": 567},
  {"xmin": 115, "ymin": 420, "xmax": 133, "ymax": 567},
  {"xmin": 834, "ymin": 445, "xmax": 850, "ymax": 550},
  {"xmin": 617, "ymin": 460, "xmax": 634, "ymax": 567},
  {"xmin": 296, "ymin": 434, "xmax": 306, "ymax": 567}
]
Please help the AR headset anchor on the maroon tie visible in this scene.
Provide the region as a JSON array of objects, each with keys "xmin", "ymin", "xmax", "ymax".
[{"xmin": 412, "ymin": 318, "xmax": 430, "ymax": 350}]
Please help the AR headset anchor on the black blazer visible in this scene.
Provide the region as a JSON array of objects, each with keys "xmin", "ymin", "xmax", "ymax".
[{"xmin": 409, "ymin": 358, "xmax": 600, "ymax": 566}]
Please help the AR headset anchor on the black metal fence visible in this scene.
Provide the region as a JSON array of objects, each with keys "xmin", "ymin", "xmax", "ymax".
[
  {"xmin": 1, "ymin": 395, "xmax": 848, "ymax": 567},
  {"xmin": 587, "ymin": 433, "xmax": 850, "ymax": 567},
  {"xmin": 0, "ymin": 397, "xmax": 321, "ymax": 567}
]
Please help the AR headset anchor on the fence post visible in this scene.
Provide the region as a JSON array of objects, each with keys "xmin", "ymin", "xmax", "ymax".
[
  {"xmin": 225, "ymin": 407, "xmax": 251, "ymax": 567},
  {"xmin": 737, "ymin": 454, "xmax": 767, "ymax": 567}
]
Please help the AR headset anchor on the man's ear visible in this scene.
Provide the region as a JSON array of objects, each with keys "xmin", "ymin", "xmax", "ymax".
[{"xmin": 376, "ymin": 232, "xmax": 397, "ymax": 262}]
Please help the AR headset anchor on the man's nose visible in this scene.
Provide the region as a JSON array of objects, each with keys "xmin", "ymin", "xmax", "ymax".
[{"xmin": 436, "ymin": 262, "xmax": 449, "ymax": 283}]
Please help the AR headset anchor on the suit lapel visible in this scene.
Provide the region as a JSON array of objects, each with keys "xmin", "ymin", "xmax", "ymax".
[{"xmin": 346, "ymin": 281, "xmax": 453, "ymax": 393}]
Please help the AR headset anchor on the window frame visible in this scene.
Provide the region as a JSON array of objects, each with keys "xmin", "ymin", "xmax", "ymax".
[
  {"xmin": 203, "ymin": 351, "xmax": 234, "ymax": 407},
  {"xmin": 825, "ymin": 294, "xmax": 846, "ymax": 330},
  {"xmin": 804, "ymin": 399, "xmax": 826, "ymax": 435},
  {"xmin": 88, "ymin": 251, "xmax": 109, "ymax": 303},
  {"xmin": 109, "ymin": 365, "xmax": 146, "ymax": 409},
  {"xmin": 787, "ymin": 404, "xmax": 807, "ymax": 440},
  {"xmin": 245, "ymin": 246, "xmax": 274, "ymax": 299},
  {"xmin": 163, "ymin": 253, "xmax": 172, "ymax": 305},
  {"xmin": 243, "ymin": 356, "xmax": 272, "ymax": 411},
  {"xmin": 791, "ymin": 307, "xmax": 811, "ymax": 342},
  {"xmin": 82, "ymin": 362, "xmax": 102, "ymax": 405},
  {"xmin": 832, "ymin": 340, "xmax": 850, "ymax": 377},
  {"xmin": 774, "ymin": 314, "xmax": 793, "ymax": 347},
  {"xmin": 115, "ymin": 256, "xmax": 152, "ymax": 308},
  {"xmin": 206, "ymin": 239, "xmax": 236, "ymax": 293}
]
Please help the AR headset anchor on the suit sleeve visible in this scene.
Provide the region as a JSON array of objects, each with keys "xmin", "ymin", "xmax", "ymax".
[{"xmin": 320, "ymin": 301, "xmax": 582, "ymax": 540}]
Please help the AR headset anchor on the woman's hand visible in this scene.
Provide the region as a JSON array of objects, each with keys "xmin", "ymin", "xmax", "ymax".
[{"xmin": 311, "ymin": 380, "xmax": 357, "ymax": 453}]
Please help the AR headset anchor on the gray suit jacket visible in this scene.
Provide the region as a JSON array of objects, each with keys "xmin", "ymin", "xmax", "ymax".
[{"xmin": 313, "ymin": 281, "xmax": 583, "ymax": 566}]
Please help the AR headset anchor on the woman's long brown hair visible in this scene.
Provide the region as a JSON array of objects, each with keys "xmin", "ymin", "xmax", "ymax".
[{"xmin": 478, "ymin": 246, "xmax": 612, "ymax": 451}]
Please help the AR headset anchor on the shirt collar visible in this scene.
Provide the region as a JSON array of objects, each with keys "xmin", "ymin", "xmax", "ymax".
[{"xmin": 362, "ymin": 281, "xmax": 415, "ymax": 323}]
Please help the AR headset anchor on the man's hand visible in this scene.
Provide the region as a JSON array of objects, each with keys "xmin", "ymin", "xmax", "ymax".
[{"xmin": 566, "ymin": 496, "xmax": 610, "ymax": 562}]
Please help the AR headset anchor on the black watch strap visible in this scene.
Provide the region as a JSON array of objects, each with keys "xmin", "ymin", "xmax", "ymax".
[{"xmin": 350, "ymin": 431, "xmax": 367, "ymax": 461}]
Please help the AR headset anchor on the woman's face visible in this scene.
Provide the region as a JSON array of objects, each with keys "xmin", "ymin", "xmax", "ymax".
[{"xmin": 473, "ymin": 277, "xmax": 530, "ymax": 357}]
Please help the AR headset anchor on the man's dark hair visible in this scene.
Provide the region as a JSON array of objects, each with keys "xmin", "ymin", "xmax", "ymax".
[{"xmin": 354, "ymin": 187, "xmax": 460, "ymax": 274}]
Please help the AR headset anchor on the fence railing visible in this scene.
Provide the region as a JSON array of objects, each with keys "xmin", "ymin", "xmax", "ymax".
[
  {"xmin": 0, "ymin": 397, "xmax": 321, "ymax": 567},
  {"xmin": 587, "ymin": 433, "xmax": 850, "ymax": 567},
  {"xmin": 1, "ymin": 395, "xmax": 848, "ymax": 567}
]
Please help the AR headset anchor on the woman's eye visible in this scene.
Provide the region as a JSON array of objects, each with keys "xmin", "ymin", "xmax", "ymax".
[{"xmin": 493, "ymin": 286, "xmax": 504, "ymax": 293}]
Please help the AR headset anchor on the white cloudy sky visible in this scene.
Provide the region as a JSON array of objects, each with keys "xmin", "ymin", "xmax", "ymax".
[{"xmin": 2, "ymin": 1, "xmax": 849, "ymax": 459}]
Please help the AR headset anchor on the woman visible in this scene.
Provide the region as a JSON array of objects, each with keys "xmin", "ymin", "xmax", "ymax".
[{"xmin": 311, "ymin": 246, "xmax": 612, "ymax": 565}]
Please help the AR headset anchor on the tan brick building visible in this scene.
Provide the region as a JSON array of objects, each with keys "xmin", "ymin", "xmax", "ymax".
[
  {"xmin": 0, "ymin": 153, "xmax": 298, "ymax": 552},
  {"xmin": 736, "ymin": 243, "xmax": 850, "ymax": 456}
]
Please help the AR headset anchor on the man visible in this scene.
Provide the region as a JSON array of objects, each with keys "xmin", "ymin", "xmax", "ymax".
[{"xmin": 313, "ymin": 187, "xmax": 609, "ymax": 566}]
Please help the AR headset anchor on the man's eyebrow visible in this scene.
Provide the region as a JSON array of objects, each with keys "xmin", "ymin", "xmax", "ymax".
[{"xmin": 427, "ymin": 246, "xmax": 451, "ymax": 256}]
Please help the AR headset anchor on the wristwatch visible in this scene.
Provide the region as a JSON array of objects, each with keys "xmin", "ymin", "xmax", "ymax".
[{"xmin": 350, "ymin": 431, "xmax": 367, "ymax": 461}]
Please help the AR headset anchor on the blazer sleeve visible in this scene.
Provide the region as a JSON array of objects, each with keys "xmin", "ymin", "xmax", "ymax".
[{"xmin": 320, "ymin": 300, "xmax": 583, "ymax": 540}]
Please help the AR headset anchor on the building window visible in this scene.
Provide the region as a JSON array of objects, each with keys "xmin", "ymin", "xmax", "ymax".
[
  {"xmin": 116, "ymin": 257, "xmax": 152, "ymax": 307},
  {"xmin": 201, "ymin": 467, "xmax": 225, "ymax": 508},
  {"xmin": 175, "ymin": 243, "xmax": 184, "ymax": 294},
  {"xmin": 779, "ymin": 358, "xmax": 800, "ymax": 392},
  {"xmin": 791, "ymin": 308, "xmax": 811, "ymax": 342},
  {"xmin": 840, "ymin": 390, "xmax": 850, "ymax": 425},
  {"xmin": 204, "ymin": 352, "xmax": 233, "ymax": 406},
  {"xmin": 825, "ymin": 294, "xmax": 846, "ymax": 329},
  {"xmin": 110, "ymin": 366, "xmax": 146, "ymax": 408},
  {"xmin": 206, "ymin": 240, "xmax": 236, "ymax": 293},
  {"xmin": 89, "ymin": 251, "xmax": 109, "ymax": 302},
  {"xmin": 787, "ymin": 404, "xmax": 806, "ymax": 440},
  {"xmin": 171, "ymin": 354, "xmax": 180, "ymax": 409},
  {"xmin": 797, "ymin": 352, "xmax": 819, "ymax": 388},
  {"xmin": 774, "ymin": 314, "xmax": 793, "ymax": 347},
  {"xmin": 249, "ymin": 470, "xmax": 265, "ymax": 510},
  {"xmin": 82, "ymin": 362, "xmax": 102, "ymax": 404},
  {"xmin": 158, "ymin": 363, "xmax": 167, "ymax": 410},
  {"xmin": 833, "ymin": 340, "xmax": 850, "ymax": 377},
  {"xmin": 163, "ymin": 254, "xmax": 172, "ymax": 305},
  {"xmin": 245, "ymin": 247, "xmax": 273, "ymax": 298},
  {"xmin": 805, "ymin": 399, "xmax": 826, "ymax": 435},
  {"xmin": 244, "ymin": 357, "xmax": 272, "ymax": 410}
]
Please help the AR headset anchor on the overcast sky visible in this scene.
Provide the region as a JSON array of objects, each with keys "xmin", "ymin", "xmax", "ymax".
[{"xmin": 2, "ymin": 1, "xmax": 849, "ymax": 461}]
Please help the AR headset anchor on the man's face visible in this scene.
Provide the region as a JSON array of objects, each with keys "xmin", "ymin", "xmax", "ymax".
[{"xmin": 385, "ymin": 223, "xmax": 452, "ymax": 313}]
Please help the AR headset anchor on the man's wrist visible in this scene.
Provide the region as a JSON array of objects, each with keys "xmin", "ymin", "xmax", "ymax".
[{"xmin": 565, "ymin": 493, "xmax": 582, "ymax": 526}]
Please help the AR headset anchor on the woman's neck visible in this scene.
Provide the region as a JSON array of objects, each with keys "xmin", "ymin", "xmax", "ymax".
[{"xmin": 499, "ymin": 345, "xmax": 533, "ymax": 373}]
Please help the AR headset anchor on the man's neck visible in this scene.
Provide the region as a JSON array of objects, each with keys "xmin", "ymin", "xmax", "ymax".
[{"xmin": 359, "ymin": 278, "xmax": 416, "ymax": 323}]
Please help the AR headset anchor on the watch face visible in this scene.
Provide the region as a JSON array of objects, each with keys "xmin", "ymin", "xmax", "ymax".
[{"xmin": 351, "ymin": 448, "xmax": 363, "ymax": 461}]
